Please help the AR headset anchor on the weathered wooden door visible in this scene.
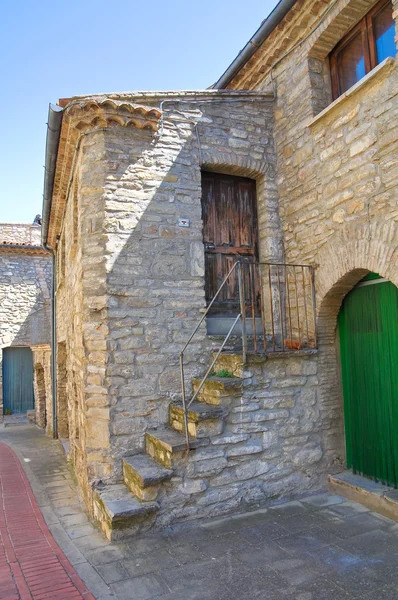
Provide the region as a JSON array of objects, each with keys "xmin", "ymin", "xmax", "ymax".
[
  {"xmin": 339, "ymin": 273, "xmax": 398, "ymax": 486},
  {"xmin": 201, "ymin": 172, "xmax": 259, "ymax": 315},
  {"xmin": 2, "ymin": 347, "xmax": 34, "ymax": 414}
]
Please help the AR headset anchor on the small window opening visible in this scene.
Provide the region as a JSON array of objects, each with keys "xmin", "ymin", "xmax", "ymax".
[{"xmin": 330, "ymin": 0, "xmax": 396, "ymax": 99}]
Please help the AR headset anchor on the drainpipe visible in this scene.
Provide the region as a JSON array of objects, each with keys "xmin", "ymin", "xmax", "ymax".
[
  {"xmin": 212, "ymin": 0, "xmax": 297, "ymax": 89},
  {"xmin": 42, "ymin": 103, "xmax": 63, "ymax": 439}
]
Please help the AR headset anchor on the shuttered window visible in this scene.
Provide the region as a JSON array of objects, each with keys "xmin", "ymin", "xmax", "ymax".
[{"xmin": 330, "ymin": 0, "xmax": 396, "ymax": 99}]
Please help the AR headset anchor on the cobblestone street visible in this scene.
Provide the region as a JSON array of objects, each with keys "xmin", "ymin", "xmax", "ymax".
[{"xmin": 2, "ymin": 424, "xmax": 398, "ymax": 600}]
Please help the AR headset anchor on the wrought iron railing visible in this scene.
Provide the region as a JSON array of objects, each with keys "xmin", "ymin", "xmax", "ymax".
[
  {"xmin": 179, "ymin": 260, "xmax": 317, "ymax": 449},
  {"xmin": 251, "ymin": 262, "xmax": 317, "ymax": 353}
]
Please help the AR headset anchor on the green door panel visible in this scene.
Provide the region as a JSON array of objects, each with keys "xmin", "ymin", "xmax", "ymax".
[
  {"xmin": 339, "ymin": 275, "xmax": 398, "ymax": 487},
  {"xmin": 2, "ymin": 347, "xmax": 34, "ymax": 414}
]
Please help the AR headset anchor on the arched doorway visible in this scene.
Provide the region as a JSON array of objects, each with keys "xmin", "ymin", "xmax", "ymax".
[{"xmin": 339, "ymin": 272, "xmax": 398, "ymax": 486}]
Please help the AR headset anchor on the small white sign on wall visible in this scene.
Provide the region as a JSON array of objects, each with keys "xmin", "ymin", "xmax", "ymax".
[{"xmin": 178, "ymin": 218, "xmax": 190, "ymax": 228}]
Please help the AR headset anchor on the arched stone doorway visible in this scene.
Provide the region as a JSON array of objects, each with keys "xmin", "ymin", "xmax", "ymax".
[
  {"xmin": 338, "ymin": 272, "xmax": 398, "ymax": 486},
  {"xmin": 312, "ymin": 220, "xmax": 398, "ymax": 476}
]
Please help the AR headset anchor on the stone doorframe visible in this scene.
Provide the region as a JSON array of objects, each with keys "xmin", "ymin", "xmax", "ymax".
[
  {"xmin": 200, "ymin": 151, "xmax": 284, "ymax": 264},
  {"xmin": 31, "ymin": 344, "xmax": 52, "ymax": 433}
]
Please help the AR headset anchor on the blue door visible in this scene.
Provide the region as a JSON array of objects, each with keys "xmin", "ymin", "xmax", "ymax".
[{"xmin": 2, "ymin": 347, "xmax": 34, "ymax": 414}]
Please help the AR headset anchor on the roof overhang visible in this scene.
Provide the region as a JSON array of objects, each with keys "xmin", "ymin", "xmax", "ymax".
[
  {"xmin": 213, "ymin": 0, "xmax": 297, "ymax": 89},
  {"xmin": 41, "ymin": 98, "xmax": 162, "ymax": 249},
  {"xmin": 0, "ymin": 244, "xmax": 49, "ymax": 256}
]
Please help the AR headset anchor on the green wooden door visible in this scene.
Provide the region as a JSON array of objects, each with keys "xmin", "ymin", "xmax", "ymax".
[
  {"xmin": 2, "ymin": 347, "xmax": 34, "ymax": 414},
  {"xmin": 339, "ymin": 274, "xmax": 398, "ymax": 486}
]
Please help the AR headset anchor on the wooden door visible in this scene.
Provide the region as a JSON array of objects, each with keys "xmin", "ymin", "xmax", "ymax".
[
  {"xmin": 201, "ymin": 172, "xmax": 259, "ymax": 315},
  {"xmin": 339, "ymin": 273, "xmax": 398, "ymax": 486},
  {"xmin": 2, "ymin": 347, "xmax": 34, "ymax": 414}
]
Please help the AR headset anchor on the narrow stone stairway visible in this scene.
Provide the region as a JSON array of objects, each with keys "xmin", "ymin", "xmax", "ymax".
[{"xmin": 93, "ymin": 353, "xmax": 244, "ymax": 539}]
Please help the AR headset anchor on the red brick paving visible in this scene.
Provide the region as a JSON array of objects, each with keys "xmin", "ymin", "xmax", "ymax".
[{"xmin": 0, "ymin": 442, "xmax": 95, "ymax": 600}]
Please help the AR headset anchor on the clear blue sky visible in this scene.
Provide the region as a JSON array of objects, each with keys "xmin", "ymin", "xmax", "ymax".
[{"xmin": 0, "ymin": 0, "xmax": 277, "ymax": 224}]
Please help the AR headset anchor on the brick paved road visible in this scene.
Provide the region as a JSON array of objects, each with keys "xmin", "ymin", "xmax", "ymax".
[
  {"xmin": 0, "ymin": 442, "xmax": 95, "ymax": 600},
  {"xmin": 3, "ymin": 425, "xmax": 398, "ymax": 600}
]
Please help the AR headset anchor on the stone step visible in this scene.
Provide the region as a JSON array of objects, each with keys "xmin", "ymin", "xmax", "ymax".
[
  {"xmin": 328, "ymin": 471, "xmax": 398, "ymax": 522},
  {"xmin": 169, "ymin": 401, "xmax": 225, "ymax": 438},
  {"xmin": 145, "ymin": 427, "xmax": 208, "ymax": 468},
  {"xmin": 122, "ymin": 454, "xmax": 173, "ymax": 501},
  {"xmin": 211, "ymin": 352, "xmax": 245, "ymax": 378},
  {"xmin": 3, "ymin": 417, "xmax": 29, "ymax": 428},
  {"xmin": 192, "ymin": 376, "xmax": 242, "ymax": 405},
  {"xmin": 93, "ymin": 483, "xmax": 158, "ymax": 541}
]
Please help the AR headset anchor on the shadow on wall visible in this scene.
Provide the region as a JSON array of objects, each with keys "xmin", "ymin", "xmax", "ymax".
[{"xmin": 83, "ymin": 97, "xmax": 278, "ymax": 473}]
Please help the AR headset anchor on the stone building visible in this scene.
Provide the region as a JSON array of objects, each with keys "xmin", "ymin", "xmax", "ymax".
[
  {"xmin": 43, "ymin": 0, "xmax": 398, "ymax": 538},
  {"xmin": 0, "ymin": 222, "xmax": 52, "ymax": 429}
]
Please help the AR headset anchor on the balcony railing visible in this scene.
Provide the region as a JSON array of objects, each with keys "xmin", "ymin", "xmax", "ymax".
[{"xmin": 179, "ymin": 259, "xmax": 317, "ymax": 449}]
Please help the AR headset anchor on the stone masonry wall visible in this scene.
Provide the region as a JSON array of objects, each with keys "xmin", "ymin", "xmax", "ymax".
[
  {"xmin": 56, "ymin": 130, "xmax": 112, "ymax": 508},
  {"xmin": 55, "ymin": 87, "xmax": 361, "ymax": 528},
  {"xmin": 0, "ymin": 223, "xmax": 41, "ymax": 246},
  {"xmin": 32, "ymin": 345, "xmax": 52, "ymax": 431},
  {"xmin": 55, "ymin": 91, "xmax": 285, "ymax": 518},
  {"xmin": 0, "ymin": 240, "xmax": 52, "ymax": 419},
  {"xmin": 155, "ymin": 352, "xmax": 324, "ymax": 526},
  {"xmin": 226, "ymin": 0, "xmax": 398, "ymax": 472},
  {"xmin": 100, "ymin": 93, "xmax": 279, "ymax": 480},
  {"xmin": 53, "ymin": 0, "xmax": 398, "ymax": 527}
]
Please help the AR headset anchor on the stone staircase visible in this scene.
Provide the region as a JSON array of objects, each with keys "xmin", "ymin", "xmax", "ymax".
[{"xmin": 93, "ymin": 353, "xmax": 244, "ymax": 540}]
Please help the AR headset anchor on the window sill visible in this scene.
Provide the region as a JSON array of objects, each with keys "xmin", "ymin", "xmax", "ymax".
[{"xmin": 308, "ymin": 57, "xmax": 395, "ymax": 128}]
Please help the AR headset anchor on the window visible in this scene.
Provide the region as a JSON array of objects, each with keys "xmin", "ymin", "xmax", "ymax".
[{"xmin": 330, "ymin": 0, "xmax": 396, "ymax": 99}]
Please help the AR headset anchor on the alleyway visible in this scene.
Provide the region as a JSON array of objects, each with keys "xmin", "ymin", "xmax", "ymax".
[{"xmin": 2, "ymin": 425, "xmax": 398, "ymax": 600}]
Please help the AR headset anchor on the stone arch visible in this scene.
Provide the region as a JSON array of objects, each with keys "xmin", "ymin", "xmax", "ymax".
[
  {"xmin": 316, "ymin": 219, "xmax": 398, "ymax": 323},
  {"xmin": 313, "ymin": 219, "xmax": 398, "ymax": 472},
  {"xmin": 200, "ymin": 152, "xmax": 283, "ymax": 263}
]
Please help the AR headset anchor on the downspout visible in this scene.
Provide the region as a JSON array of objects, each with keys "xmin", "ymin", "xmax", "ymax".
[
  {"xmin": 213, "ymin": 0, "xmax": 297, "ymax": 89},
  {"xmin": 42, "ymin": 104, "xmax": 63, "ymax": 439}
]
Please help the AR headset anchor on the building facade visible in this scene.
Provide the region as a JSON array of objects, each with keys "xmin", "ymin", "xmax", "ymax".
[
  {"xmin": 0, "ymin": 223, "xmax": 53, "ymax": 429},
  {"xmin": 43, "ymin": 0, "xmax": 398, "ymax": 538}
]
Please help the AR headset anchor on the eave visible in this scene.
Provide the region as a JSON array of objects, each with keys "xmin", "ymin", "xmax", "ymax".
[{"xmin": 42, "ymin": 97, "xmax": 162, "ymax": 250}]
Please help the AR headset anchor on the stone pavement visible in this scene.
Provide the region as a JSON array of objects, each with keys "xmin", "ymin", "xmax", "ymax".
[{"xmin": 2, "ymin": 425, "xmax": 398, "ymax": 600}]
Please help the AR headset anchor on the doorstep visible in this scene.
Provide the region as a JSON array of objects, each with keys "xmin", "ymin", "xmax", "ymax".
[
  {"xmin": 3, "ymin": 414, "xmax": 29, "ymax": 427},
  {"xmin": 329, "ymin": 471, "xmax": 398, "ymax": 521}
]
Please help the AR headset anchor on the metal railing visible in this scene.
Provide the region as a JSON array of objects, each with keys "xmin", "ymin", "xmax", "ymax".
[
  {"xmin": 179, "ymin": 261, "xmax": 247, "ymax": 449},
  {"xmin": 179, "ymin": 259, "xmax": 317, "ymax": 449},
  {"xmin": 252, "ymin": 262, "xmax": 317, "ymax": 353}
]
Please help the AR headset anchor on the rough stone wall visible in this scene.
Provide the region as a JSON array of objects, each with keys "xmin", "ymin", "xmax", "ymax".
[
  {"xmin": 226, "ymin": 0, "xmax": 398, "ymax": 471},
  {"xmin": 54, "ymin": 91, "xmax": 283, "ymax": 518},
  {"xmin": 51, "ymin": 0, "xmax": 398, "ymax": 527},
  {"xmin": 32, "ymin": 345, "xmax": 52, "ymax": 431},
  {"xmin": 0, "ymin": 239, "xmax": 52, "ymax": 420},
  {"xmin": 156, "ymin": 353, "xmax": 324, "ymax": 526},
  {"xmin": 55, "ymin": 131, "xmax": 111, "ymax": 508},
  {"xmin": 0, "ymin": 223, "xmax": 41, "ymax": 245},
  {"xmin": 100, "ymin": 93, "xmax": 279, "ymax": 479}
]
